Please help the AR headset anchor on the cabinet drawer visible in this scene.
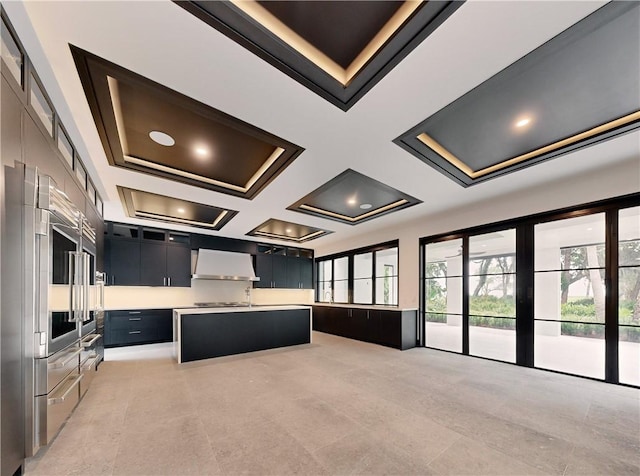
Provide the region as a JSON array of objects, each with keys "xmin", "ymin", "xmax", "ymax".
[{"xmin": 105, "ymin": 309, "xmax": 172, "ymax": 347}]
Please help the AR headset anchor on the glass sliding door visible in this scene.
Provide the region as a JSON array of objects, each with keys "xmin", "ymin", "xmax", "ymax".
[
  {"xmin": 468, "ymin": 229, "xmax": 516, "ymax": 362},
  {"xmin": 534, "ymin": 213, "xmax": 606, "ymax": 379},
  {"xmin": 424, "ymin": 239, "xmax": 463, "ymax": 352},
  {"xmin": 619, "ymin": 207, "xmax": 640, "ymax": 386}
]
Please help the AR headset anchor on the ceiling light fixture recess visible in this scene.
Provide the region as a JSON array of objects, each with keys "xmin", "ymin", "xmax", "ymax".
[
  {"xmin": 177, "ymin": 208, "xmax": 185, "ymax": 213},
  {"xmin": 149, "ymin": 130, "xmax": 175, "ymax": 146},
  {"xmin": 359, "ymin": 203, "xmax": 372, "ymax": 210},
  {"xmin": 347, "ymin": 198, "xmax": 357, "ymax": 205},
  {"xmin": 515, "ymin": 118, "xmax": 531, "ymax": 128},
  {"xmin": 194, "ymin": 146, "xmax": 209, "ymax": 157}
]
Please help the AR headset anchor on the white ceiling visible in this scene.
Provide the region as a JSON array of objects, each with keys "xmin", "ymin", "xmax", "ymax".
[{"xmin": 4, "ymin": 0, "xmax": 639, "ymax": 250}]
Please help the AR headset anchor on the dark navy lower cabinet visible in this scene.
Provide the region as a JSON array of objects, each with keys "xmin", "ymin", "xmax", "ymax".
[
  {"xmin": 312, "ymin": 306, "xmax": 417, "ymax": 350},
  {"xmin": 104, "ymin": 309, "xmax": 173, "ymax": 347}
]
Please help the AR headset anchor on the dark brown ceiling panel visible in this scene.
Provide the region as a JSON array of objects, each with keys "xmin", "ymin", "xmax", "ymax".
[
  {"xmin": 257, "ymin": 1, "xmax": 404, "ymax": 70},
  {"xmin": 118, "ymin": 187, "xmax": 237, "ymax": 231},
  {"xmin": 174, "ymin": 0, "xmax": 463, "ymax": 111},
  {"xmin": 394, "ymin": 1, "xmax": 640, "ymax": 187},
  {"xmin": 247, "ymin": 218, "xmax": 333, "ymax": 243},
  {"xmin": 288, "ymin": 169, "xmax": 421, "ymax": 225},
  {"xmin": 71, "ymin": 46, "xmax": 304, "ymax": 199}
]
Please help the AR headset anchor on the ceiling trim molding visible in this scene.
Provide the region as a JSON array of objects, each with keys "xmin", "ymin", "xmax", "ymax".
[
  {"xmin": 71, "ymin": 45, "xmax": 304, "ymax": 199},
  {"xmin": 247, "ymin": 218, "xmax": 333, "ymax": 243},
  {"xmin": 174, "ymin": 0, "xmax": 463, "ymax": 111},
  {"xmin": 117, "ymin": 186, "xmax": 238, "ymax": 231},
  {"xmin": 394, "ymin": 1, "xmax": 640, "ymax": 187}
]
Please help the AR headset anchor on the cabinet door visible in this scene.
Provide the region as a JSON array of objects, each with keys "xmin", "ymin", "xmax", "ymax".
[
  {"xmin": 140, "ymin": 241, "xmax": 166, "ymax": 286},
  {"xmin": 167, "ymin": 244, "xmax": 191, "ymax": 287},
  {"xmin": 300, "ymin": 257, "xmax": 313, "ymax": 289},
  {"xmin": 378, "ymin": 310, "xmax": 400, "ymax": 348},
  {"xmin": 272, "ymin": 255, "xmax": 288, "ymax": 288},
  {"xmin": 108, "ymin": 239, "xmax": 140, "ymax": 286},
  {"xmin": 254, "ymin": 253, "xmax": 273, "ymax": 288},
  {"xmin": 286, "ymin": 256, "xmax": 301, "ymax": 288}
]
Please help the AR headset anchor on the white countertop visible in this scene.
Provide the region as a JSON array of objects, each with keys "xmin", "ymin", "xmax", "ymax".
[
  {"xmin": 312, "ymin": 303, "xmax": 417, "ymax": 311},
  {"xmin": 174, "ymin": 305, "xmax": 311, "ymax": 316}
]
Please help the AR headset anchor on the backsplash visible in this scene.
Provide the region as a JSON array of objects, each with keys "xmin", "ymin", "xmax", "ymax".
[{"xmin": 103, "ymin": 281, "xmax": 313, "ymax": 310}]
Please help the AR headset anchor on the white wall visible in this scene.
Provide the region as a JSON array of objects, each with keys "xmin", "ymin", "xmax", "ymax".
[{"xmin": 314, "ymin": 158, "xmax": 640, "ymax": 309}]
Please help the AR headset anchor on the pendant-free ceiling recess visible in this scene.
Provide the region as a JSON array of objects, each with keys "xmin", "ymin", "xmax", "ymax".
[
  {"xmin": 174, "ymin": 0, "xmax": 462, "ymax": 111},
  {"xmin": 117, "ymin": 187, "xmax": 237, "ymax": 231},
  {"xmin": 247, "ymin": 219, "xmax": 333, "ymax": 243},
  {"xmin": 288, "ymin": 169, "xmax": 421, "ymax": 225},
  {"xmin": 394, "ymin": 1, "xmax": 640, "ymax": 187},
  {"xmin": 71, "ymin": 46, "xmax": 304, "ymax": 199}
]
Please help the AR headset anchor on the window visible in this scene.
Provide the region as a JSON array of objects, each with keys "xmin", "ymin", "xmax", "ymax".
[
  {"xmin": 534, "ymin": 213, "xmax": 606, "ymax": 379},
  {"xmin": 87, "ymin": 180, "xmax": 96, "ymax": 204},
  {"xmin": 619, "ymin": 206, "xmax": 640, "ymax": 386},
  {"xmin": 316, "ymin": 241, "xmax": 399, "ymax": 306},
  {"xmin": 333, "ymin": 257, "xmax": 348, "ymax": 303},
  {"xmin": 1, "ymin": 18, "xmax": 23, "ymax": 86},
  {"xmin": 375, "ymin": 247, "xmax": 398, "ymax": 305},
  {"xmin": 424, "ymin": 239, "xmax": 463, "ymax": 352},
  {"xmin": 75, "ymin": 160, "xmax": 87, "ymax": 188},
  {"xmin": 30, "ymin": 73, "xmax": 54, "ymax": 136},
  {"xmin": 353, "ymin": 252, "xmax": 373, "ymax": 304},
  {"xmin": 317, "ymin": 260, "xmax": 333, "ymax": 303},
  {"xmin": 57, "ymin": 125, "xmax": 74, "ymax": 168},
  {"xmin": 96, "ymin": 195, "xmax": 103, "ymax": 216}
]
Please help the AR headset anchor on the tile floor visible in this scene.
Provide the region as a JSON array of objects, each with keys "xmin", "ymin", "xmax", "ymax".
[{"xmin": 26, "ymin": 332, "xmax": 639, "ymax": 476}]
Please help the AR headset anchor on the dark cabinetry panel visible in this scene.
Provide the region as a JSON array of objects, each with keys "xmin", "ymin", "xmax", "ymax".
[
  {"xmin": 105, "ymin": 223, "xmax": 191, "ymax": 287},
  {"xmin": 140, "ymin": 241, "xmax": 166, "ymax": 286},
  {"xmin": 312, "ymin": 306, "xmax": 416, "ymax": 350},
  {"xmin": 167, "ymin": 245, "xmax": 191, "ymax": 287},
  {"xmin": 255, "ymin": 245, "xmax": 313, "ymax": 289},
  {"xmin": 106, "ymin": 239, "xmax": 140, "ymax": 286},
  {"xmin": 180, "ymin": 309, "xmax": 310, "ymax": 362},
  {"xmin": 191, "ymin": 234, "xmax": 256, "ymax": 254},
  {"xmin": 104, "ymin": 309, "xmax": 172, "ymax": 347}
]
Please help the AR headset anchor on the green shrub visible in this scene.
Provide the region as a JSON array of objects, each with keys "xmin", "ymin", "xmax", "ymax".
[
  {"xmin": 469, "ymin": 295, "xmax": 515, "ymax": 317},
  {"xmin": 469, "ymin": 315, "xmax": 515, "ymax": 330}
]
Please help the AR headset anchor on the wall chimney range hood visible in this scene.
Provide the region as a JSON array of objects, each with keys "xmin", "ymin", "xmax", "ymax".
[{"xmin": 192, "ymin": 249, "xmax": 259, "ymax": 281}]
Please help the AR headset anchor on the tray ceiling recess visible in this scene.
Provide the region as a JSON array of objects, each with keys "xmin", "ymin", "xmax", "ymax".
[
  {"xmin": 71, "ymin": 46, "xmax": 304, "ymax": 199},
  {"xmin": 247, "ymin": 218, "xmax": 333, "ymax": 243},
  {"xmin": 394, "ymin": 1, "xmax": 640, "ymax": 187},
  {"xmin": 117, "ymin": 187, "xmax": 237, "ymax": 231},
  {"xmin": 175, "ymin": 1, "xmax": 462, "ymax": 111},
  {"xmin": 288, "ymin": 169, "xmax": 421, "ymax": 225}
]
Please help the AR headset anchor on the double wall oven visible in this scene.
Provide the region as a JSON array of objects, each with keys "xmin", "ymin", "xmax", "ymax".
[{"xmin": 24, "ymin": 167, "xmax": 104, "ymax": 456}]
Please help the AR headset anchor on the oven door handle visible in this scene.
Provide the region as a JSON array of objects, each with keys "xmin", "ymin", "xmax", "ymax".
[
  {"xmin": 48, "ymin": 374, "xmax": 83, "ymax": 405},
  {"xmin": 83, "ymin": 252, "xmax": 90, "ymax": 322},
  {"xmin": 68, "ymin": 252, "xmax": 76, "ymax": 322},
  {"xmin": 47, "ymin": 347, "xmax": 82, "ymax": 369},
  {"xmin": 81, "ymin": 333, "xmax": 101, "ymax": 348}
]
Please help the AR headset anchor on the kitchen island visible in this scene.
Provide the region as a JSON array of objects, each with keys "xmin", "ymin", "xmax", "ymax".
[{"xmin": 173, "ymin": 306, "xmax": 312, "ymax": 363}]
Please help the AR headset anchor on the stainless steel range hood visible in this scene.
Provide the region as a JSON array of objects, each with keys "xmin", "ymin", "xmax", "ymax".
[{"xmin": 192, "ymin": 249, "xmax": 259, "ymax": 281}]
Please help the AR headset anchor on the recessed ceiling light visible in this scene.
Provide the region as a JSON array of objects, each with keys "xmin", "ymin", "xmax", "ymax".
[
  {"xmin": 360, "ymin": 203, "xmax": 372, "ymax": 210},
  {"xmin": 347, "ymin": 198, "xmax": 357, "ymax": 205},
  {"xmin": 194, "ymin": 146, "xmax": 209, "ymax": 157},
  {"xmin": 149, "ymin": 130, "xmax": 175, "ymax": 146},
  {"xmin": 515, "ymin": 118, "xmax": 531, "ymax": 128},
  {"xmin": 177, "ymin": 207, "xmax": 185, "ymax": 214},
  {"xmin": 286, "ymin": 228, "xmax": 292, "ymax": 233},
  {"xmin": 587, "ymin": 227, "xmax": 593, "ymax": 231}
]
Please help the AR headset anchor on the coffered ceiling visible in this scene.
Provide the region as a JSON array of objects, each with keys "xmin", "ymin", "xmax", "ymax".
[{"xmin": 4, "ymin": 0, "xmax": 639, "ymax": 251}]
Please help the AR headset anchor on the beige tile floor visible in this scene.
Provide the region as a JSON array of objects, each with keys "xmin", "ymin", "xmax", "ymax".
[{"xmin": 26, "ymin": 332, "xmax": 639, "ymax": 476}]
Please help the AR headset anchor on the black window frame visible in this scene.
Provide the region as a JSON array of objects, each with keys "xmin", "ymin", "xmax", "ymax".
[
  {"xmin": 315, "ymin": 240, "xmax": 399, "ymax": 306},
  {"xmin": 419, "ymin": 192, "xmax": 640, "ymax": 387}
]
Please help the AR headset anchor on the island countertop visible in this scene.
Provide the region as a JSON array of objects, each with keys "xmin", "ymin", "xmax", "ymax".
[{"xmin": 174, "ymin": 305, "xmax": 311, "ymax": 316}]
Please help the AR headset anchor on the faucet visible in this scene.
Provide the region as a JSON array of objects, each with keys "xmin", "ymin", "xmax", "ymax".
[
  {"xmin": 245, "ymin": 285, "xmax": 252, "ymax": 307},
  {"xmin": 324, "ymin": 290, "xmax": 333, "ymax": 303}
]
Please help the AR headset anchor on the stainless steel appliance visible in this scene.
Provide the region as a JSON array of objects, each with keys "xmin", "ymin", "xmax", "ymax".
[{"xmin": 24, "ymin": 167, "xmax": 104, "ymax": 456}]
